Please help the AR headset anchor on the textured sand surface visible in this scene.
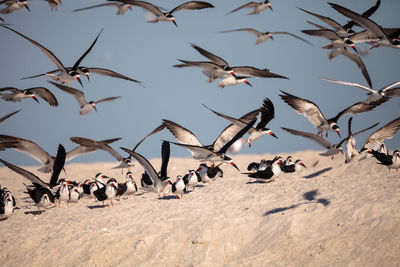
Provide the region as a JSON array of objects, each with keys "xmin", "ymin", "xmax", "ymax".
[{"xmin": 0, "ymin": 151, "xmax": 399, "ymax": 266}]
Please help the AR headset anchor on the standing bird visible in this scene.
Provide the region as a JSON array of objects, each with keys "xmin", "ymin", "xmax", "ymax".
[
  {"xmin": 370, "ymin": 150, "xmax": 400, "ymax": 172},
  {"xmin": 227, "ymin": 0, "xmax": 272, "ymax": 15},
  {"xmin": 0, "ymin": 0, "xmax": 29, "ymax": 14},
  {"xmin": 280, "ymin": 90, "xmax": 381, "ymax": 138},
  {"xmin": 116, "ymin": 171, "xmax": 138, "ymax": 199},
  {"xmin": 220, "ymin": 28, "xmax": 311, "ymax": 46},
  {"xmin": 93, "ymin": 180, "xmax": 118, "ymax": 207},
  {"xmin": 203, "ymin": 97, "xmax": 277, "ymax": 147},
  {"xmin": 120, "ymin": 141, "xmax": 172, "ymax": 198},
  {"xmin": 73, "ymin": 2, "xmax": 132, "ymax": 15},
  {"xmin": 0, "ymin": 186, "xmax": 16, "ymax": 219},
  {"xmin": 48, "ymin": 81, "xmax": 120, "ymax": 115},
  {"xmin": 182, "ymin": 170, "xmax": 201, "ymax": 190},
  {"xmin": 170, "ymin": 175, "xmax": 186, "ymax": 199},
  {"xmin": 0, "ymin": 87, "xmax": 58, "ymax": 106},
  {"xmin": 115, "ymin": 0, "xmax": 214, "ymax": 27}
]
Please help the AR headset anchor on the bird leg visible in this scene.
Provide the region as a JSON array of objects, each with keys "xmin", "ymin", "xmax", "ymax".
[
  {"xmin": 111, "ymin": 200, "xmax": 114, "ymax": 207},
  {"xmin": 102, "ymin": 201, "xmax": 105, "ymax": 208}
]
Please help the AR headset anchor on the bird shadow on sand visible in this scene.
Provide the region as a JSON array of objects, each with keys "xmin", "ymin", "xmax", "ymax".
[
  {"xmin": 24, "ymin": 206, "xmax": 56, "ymax": 215},
  {"xmin": 302, "ymin": 167, "xmax": 332, "ymax": 179},
  {"xmin": 246, "ymin": 180, "xmax": 270, "ymax": 184},
  {"xmin": 158, "ymin": 195, "xmax": 178, "ymax": 200},
  {"xmin": 264, "ymin": 189, "xmax": 330, "ymax": 216},
  {"xmin": 87, "ymin": 204, "xmax": 109, "ymax": 209}
]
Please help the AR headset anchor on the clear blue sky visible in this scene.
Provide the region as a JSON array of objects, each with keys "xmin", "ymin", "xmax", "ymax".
[{"xmin": 0, "ymin": 0, "xmax": 399, "ymax": 167}]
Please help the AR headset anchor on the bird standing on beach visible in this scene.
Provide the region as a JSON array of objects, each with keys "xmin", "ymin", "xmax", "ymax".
[{"xmin": 170, "ymin": 175, "xmax": 186, "ymax": 199}]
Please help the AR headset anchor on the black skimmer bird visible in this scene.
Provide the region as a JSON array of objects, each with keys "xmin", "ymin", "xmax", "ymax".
[
  {"xmin": 220, "ymin": 28, "xmax": 311, "ymax": 46},
  {"xmin": 299, "ymin": 0, "xmax": 381, "ymax": 37},
  {"xmin": 0, "ymin": 144, "xmax": 66, "ymax": 189},
  {"xmin": 329, "ymin": 2, "xmax": 400, "ymax": 49},
  {"xmin": 55, "ymin": 179, "xmax": 70, "ymax": 206},
  {"xmin": 203, "ymin": 97, "xmax": 277, "ymax": 147},
  {"xmin": 116, "ymin": 171, "xmax": 138, "ymax": 199},
  {"xmin": 163, "ymin": 118, "xmax": 256, "ymax": 170},
  {"xmin": 115, "ymin": 0, "xmax": 214, "ymax": 27},
  {"xmin": 227, "ymin": 0, "xmax": 272, "ymax": 15},
  {"xmin": 282, "ymin": 122, "xmax": 377, "ymax": 159},
  {"xmin": 320, "ymin": 76, "xmax": 400, "ymax": 104},
  {"xmin": 0, "ymin": 109, "xmax": 20, "ymax": 124},
  {"xmin": 196, "ymin": 163, "xmax": 211, "ymax": 183},
  {"xmin": 353, "ymin": 117, "xmax": 400, "ymax": 161},
  {"xmin": 170, "ymin": 175, "xmax": 186, "ymax": 199},
  {"xmin": 280, "ymin": 90, "xmax": 381, "ymax": 138},
  {"xmin": 0, "ymin": 186, "xmax": 16, "ymax": 219},
  {"xmin": 0, "ymin": 86, "xmax": 58, "ymax": 106},
  {"xmin": 0, "ymin": 144, "xmax": 65, "ymax": 213},
  {"xmin": 25, "ymin": 66, "xmax": 143, "ymax": 87},
  {"xmin": 162, "ymin": 115, "xmax": 245, "ymax": 157},
  {"xmin": 120, "ymin": 141, "xmax": 172, "ymax": 197},
  {"xmin": 183, "ymin": 170, "xmax": 201, "ymax": 190},
  {"xmin": 68, "ymin": 184, "xmax": 81, "ymax": 204},
  {"xmin": 45, "ymin": 0, "xmax": 61, "ymax": 11},
  {"xmin": 73, "ymin": 2, "xmax": 132, "ymax": 15},
  {"xmin": 174, "ymin": 43, "xmax": 288, "ymax": 86},
  {"xmin": 244, "ymin": 156, "xmax": 282, "ymax": 182},
  {"xmin": 247, "ymin": 159, "xmax": 269, "ymax": 172},
  {"xmin": 0, "ymin": 26, "xmax": 103, "ymax": 87},
  {"xmin": 48, "ymin": 81, "xmax": 120, "ymax": 115},
  {"xmin": 370, "ymin": 150, "xmax": 400, "ymax": 172},
  {"xmin": 281, "ymin": 159, "xmax": 307, "ymax": 173},
  {"xmin": 301, "ymin": 28, "xmax": 372, "ymax": 88},
  {"xmin": 70, "ymin": 137, "xmax": 132, "ymax": 170},
  {"xmin": 0, "ymin": 135, "xmax": 119, "ymax": 173},
  {"xmin": 93, "ymin": 179, "xmax": 118, "ymax": 207},
  {"xmin": 282, "ymin": 127, "xmax": 346, "ymax": 157},
  {"xmin": 0, "ymin": 0, "xmax": 29, "ymax": 14}
]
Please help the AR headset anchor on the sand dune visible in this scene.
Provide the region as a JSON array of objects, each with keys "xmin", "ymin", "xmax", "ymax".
[{"xmin": 0, "ymin": 150, "xmax": 399, "ymax": 266}]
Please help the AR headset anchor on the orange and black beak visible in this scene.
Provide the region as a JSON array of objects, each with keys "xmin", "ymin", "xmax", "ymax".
[
  {"xmin": 270, "ymin": 132, "xmax": 278, "ymax": 139},
  {"xmin": 230, "ymin": 161, "xmax": 240, "ymax": 171},
  {"xmin": 76, "ymin": 76, "xmax": 83, "ymax": 87}
]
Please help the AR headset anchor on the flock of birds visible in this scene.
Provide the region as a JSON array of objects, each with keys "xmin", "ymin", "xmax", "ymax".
[{"xmin": 1, "ymin": 0, "xmax": 400, "ymax": 219}]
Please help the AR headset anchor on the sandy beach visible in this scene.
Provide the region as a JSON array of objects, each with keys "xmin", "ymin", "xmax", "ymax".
[{"xmin": 0, "ymin": 150, "xmax": 399, "ymax": 266}]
